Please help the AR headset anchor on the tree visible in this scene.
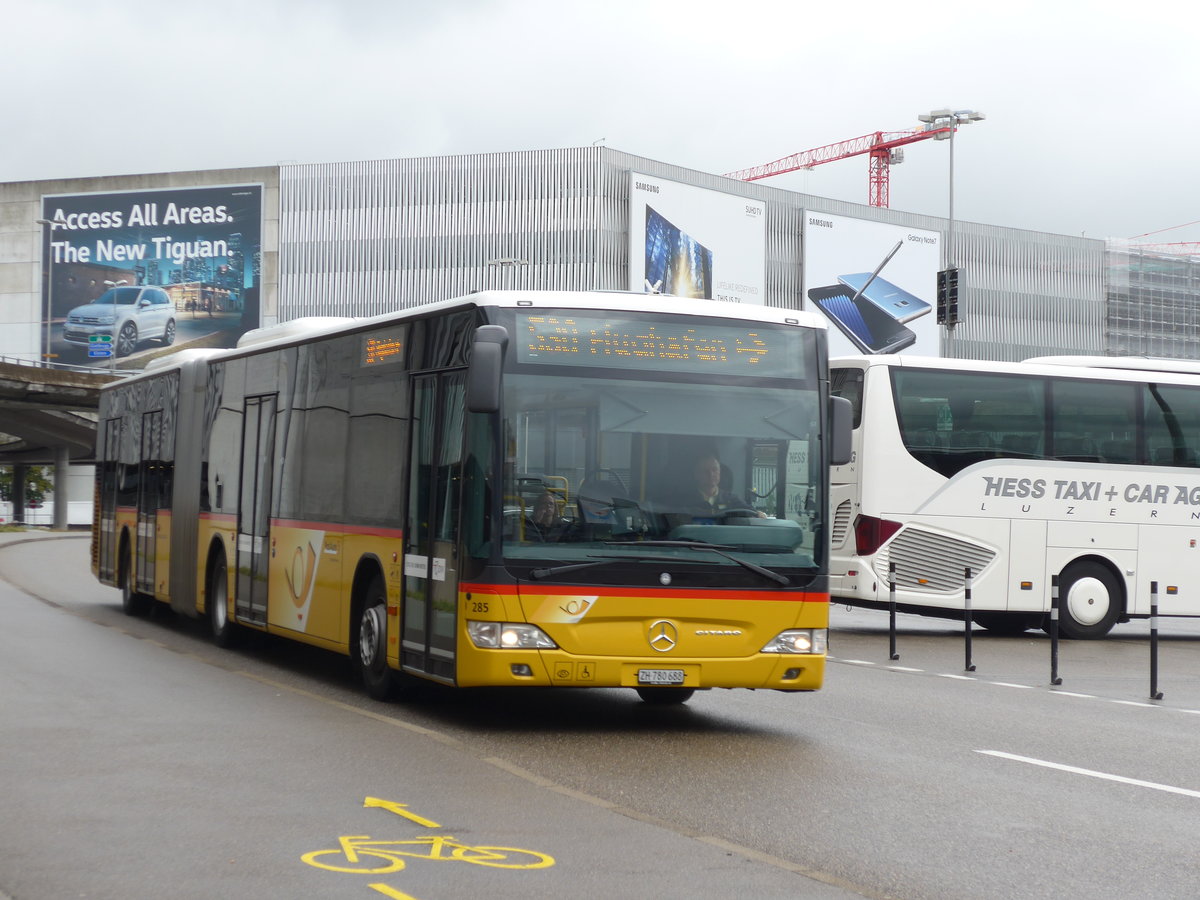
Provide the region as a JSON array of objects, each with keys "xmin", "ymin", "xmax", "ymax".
[{"xmin": 0, "ymin": 466, "xmax": 54, "ymax": 508}]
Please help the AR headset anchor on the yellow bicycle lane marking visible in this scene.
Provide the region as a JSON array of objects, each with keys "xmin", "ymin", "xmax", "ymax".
[
  {"xmin": 301, "ymin": 796, "xmax": 556, "ymax": 899},
  {"xmin": 368, "ymin": 886, "xmax": 419, "ymax": 900},
  {"xmin": 363, "ymin": 796, "xmax": 440, "ymax": 828},
  {"xmin": 302, "ymin": 833, "xmax": 556, "ymax": 873}
]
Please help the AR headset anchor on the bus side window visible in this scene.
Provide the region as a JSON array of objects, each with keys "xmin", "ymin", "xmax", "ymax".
[{"xmin": 830, "ymin": 368, "xmax": 864, "ymax": 429}]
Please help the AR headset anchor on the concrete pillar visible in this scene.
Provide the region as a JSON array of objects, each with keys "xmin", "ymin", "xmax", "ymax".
[
  {"xmin": 12, "ymin": 463, "xmax": 27, "ymax": 525},
  {"xmin": 53, "ymin": 446, "xmax": 70, "ymax": 531}
]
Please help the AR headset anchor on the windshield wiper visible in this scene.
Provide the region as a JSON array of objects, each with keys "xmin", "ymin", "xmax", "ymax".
[
  {"xmin": 528, "ymin": 554, "xmax": 684, "ymax": 580},
  {"xmin": 606, "ymin": 540, "xmax": 790, "ymax": 587}
]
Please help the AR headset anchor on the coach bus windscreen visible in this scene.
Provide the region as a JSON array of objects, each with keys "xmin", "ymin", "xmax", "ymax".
[{"xmin": 496, "ymin": 311, "xmax": 825, "ymax": 588}]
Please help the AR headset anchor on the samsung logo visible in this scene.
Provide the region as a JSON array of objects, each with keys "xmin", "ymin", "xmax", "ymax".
[
  {"xmin": 808, "ymin": 217, "xmax": 833, "ymax": 228},
  {"xmin": 635, "ymin": 182, "xmax": 660, "ymax": 193}
]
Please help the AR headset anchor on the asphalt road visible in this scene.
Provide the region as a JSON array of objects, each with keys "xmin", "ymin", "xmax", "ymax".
[{"xmin": 3, "ymin": 532, "xmax": 1200, "ymax": 899}]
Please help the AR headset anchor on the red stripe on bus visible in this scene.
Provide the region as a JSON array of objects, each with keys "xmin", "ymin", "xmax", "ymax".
[{"xmin": 460, "ymin": 581, "xmax": 827, "ymax": 603}]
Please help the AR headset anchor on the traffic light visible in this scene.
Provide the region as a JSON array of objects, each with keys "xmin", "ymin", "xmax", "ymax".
[{"xmin": 936, "ymin": 267, "xmax": 960, "ymax": 325}]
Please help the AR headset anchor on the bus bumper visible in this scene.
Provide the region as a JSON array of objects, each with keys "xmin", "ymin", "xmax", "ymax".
[{"xmin": 455, "ymin": 651, "xmax": 825, "ymax": 692}]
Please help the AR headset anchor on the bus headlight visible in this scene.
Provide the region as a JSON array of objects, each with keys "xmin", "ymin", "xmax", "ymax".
[
  {"xmin": 761, "ymin": 628, "xmax": 827, "ymax": 654},
  {"xmin": 467, "ymin": 621, "xmax": 558, "ymax": 650}
]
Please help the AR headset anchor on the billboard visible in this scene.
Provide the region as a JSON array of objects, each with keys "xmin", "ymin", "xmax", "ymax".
[
  {"xmin": 803, "ymin": 212, "xmax": 941, "ymax": 357},
  {"xmin": 39, "ymin": 184, "xmax": 263, "ymax": 367},
  {"xmin": 629, "ymin": 174, "xmax": 765, "ymax": 304}
]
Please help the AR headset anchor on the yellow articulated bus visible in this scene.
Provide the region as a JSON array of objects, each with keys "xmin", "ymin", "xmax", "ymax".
[{"xmin": 93, "ymin": 290, "xmax": 851, "ymax": 704}]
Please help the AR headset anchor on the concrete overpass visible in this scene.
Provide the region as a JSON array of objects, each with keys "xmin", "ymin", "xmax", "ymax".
[{"xmin": 0, "ymin": 359, "xmax": 115, "ymax": 529}]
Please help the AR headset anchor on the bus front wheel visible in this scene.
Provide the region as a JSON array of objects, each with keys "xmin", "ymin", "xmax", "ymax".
[
  {"xmin": 356, "ymin": 575, "xmax": 398, "ymax": 701},
  {"xmin": 1057, "ymin": 562, "xmax": 1122, "ymax": 639}
]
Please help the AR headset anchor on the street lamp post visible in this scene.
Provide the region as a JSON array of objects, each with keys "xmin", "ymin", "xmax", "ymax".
[{"xmin": 917, "ymin": 108, "xmax": 985, "ymax": 355}]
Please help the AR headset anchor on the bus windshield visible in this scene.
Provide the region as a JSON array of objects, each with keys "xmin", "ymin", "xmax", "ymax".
[{"xmin": 499, "ymin": 366, "xmax": 825, "ymax": 586}]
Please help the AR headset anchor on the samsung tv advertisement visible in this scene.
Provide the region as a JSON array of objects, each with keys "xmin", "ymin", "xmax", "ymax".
[
  {"xmin": 629, "ymin": 174, "xmax": 765, "ymax": 304},
  {"xmin": 38, "ymin": 184, "xmax": 263, "ymax": 368}
]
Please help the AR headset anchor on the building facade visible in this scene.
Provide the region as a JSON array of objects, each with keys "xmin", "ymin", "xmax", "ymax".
[{"xmin": 1, "ymin": 146, "xmax": 1195, "ymax": 367}]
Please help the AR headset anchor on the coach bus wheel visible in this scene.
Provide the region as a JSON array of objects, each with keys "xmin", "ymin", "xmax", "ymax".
[
  {"xmin": 120, "ymin": 541, "xmax": 151, "ymax": 616},
  {"xmin": 208, "ymin": 550, "xmax": 239, "ymax": 648},
  {"xmin": 1057, "ymin": 562, "xmax": 1122, "ymax": 639},
  {"xmin": 635, "ymin": 687, "xmax": 696, "ymax": 705},
  {"xmin": 357, "ymin": 575, "xmax": 398, "ymax": 701}
]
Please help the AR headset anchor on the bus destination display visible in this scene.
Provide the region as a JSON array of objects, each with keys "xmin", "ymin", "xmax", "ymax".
[
  {"xmin": 517, "ymin": 312, "xmax": 799, "ymax": 378},
  {"xmin": 360, "ymin": 325, "xmax": 406, "ymax": 367}
]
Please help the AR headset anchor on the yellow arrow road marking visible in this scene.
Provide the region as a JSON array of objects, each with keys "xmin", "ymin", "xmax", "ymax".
[
  {"xmin": 363, "ymin": 797, "xmax": 440, "ymax": 828},
  {"xmin": 369, "ymin": 885, "xmax": 421, "ymax": 899}
]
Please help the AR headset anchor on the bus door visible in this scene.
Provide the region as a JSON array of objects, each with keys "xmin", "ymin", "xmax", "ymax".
[
  {"xmin": 97, "ymin": 417, "xmax": 122, "ymax": 582},
  {"xmin": 135, "ymin": 410, "xmax": 163, "ymax": 595},
  {"xmin": 236, "ymin": 394, "xmax": 277, "ymax": 626},
  {"xmin": 402, "ymin": 371, "xmax": 466, "ymax": 682}
]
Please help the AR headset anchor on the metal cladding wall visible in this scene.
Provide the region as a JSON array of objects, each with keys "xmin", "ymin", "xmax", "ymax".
[
  {"xmin": 277, "ymin": 147, "xmax": 1106, "ymax": 361},
  {"xmin": 1106, "ymin": 242, "xmax": 1200, "ymax": 358}
]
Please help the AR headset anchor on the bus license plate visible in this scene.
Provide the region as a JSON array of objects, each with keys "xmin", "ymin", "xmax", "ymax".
[{"xmin": 638, "ymin": 668, "xmax": 685, "ymax": 685}]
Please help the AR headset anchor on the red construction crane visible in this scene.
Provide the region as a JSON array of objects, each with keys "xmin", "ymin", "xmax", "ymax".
[
  {"xmin": 1128, "ymin": 221, "xmax": 1200, "ymax": 256},
  {"xmin": 724, "ymin": 126, "xmax": 953, "ymax": 208}
]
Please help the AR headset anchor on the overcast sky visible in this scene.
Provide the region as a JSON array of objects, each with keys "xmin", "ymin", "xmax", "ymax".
[{"xmin": 3, "ymin": 0, "xmax": 1196, "ymax": 245}]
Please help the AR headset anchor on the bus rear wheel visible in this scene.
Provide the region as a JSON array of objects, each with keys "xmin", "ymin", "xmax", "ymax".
[
  {"xmin": 1057, "ymin": 562, "xmax": 1122, "ymax": 639},
  {"xmin": 120, "ymin": 541, "xmax": 151, "ymax": 616},
  {"xmin": 208, "ymin": 550, "xmax": 239, "ymax": 648}
]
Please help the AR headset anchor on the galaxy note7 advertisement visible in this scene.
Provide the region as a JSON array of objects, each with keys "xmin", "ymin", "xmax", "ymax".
[
  {"xmin": 38, "ymin": 184, "xmax": 263, "ymax": 368},
  {"xmin": 629, "ymin": 174, "xmax": 765, "ymax": 304},
  {"xmin": 803, "ymin": 212, "xmax": 941, "ymax": 357}
]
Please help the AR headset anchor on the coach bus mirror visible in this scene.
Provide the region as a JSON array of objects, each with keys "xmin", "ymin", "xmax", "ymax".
[
  {"xmin": 467, "ymin": 324, "xmax": 509, "ymax": 413},
  {"xmin": 830, "ymin": 396, "xmax": 853, "ymax": 466}
]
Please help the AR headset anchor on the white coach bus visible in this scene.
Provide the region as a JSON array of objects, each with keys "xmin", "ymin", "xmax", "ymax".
[{"xmin": 829, "ymin": 354, "xmax": 1200, "ymax": 638}]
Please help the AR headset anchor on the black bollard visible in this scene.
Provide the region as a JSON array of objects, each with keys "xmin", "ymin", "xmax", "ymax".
[
  {"xmin": 1150, "ymin": 581, "xmax": 1163, "ymax": 701},
  {"xmin": 888, "ymin": 561, "xmax": 899, "ymax": 660},
  {"xmin": 1050, "ymin": 574, "xmax": 1062, "ymax": 685},
  {"xmin": 963, "ymin": 567, "xmax": 976, "ymax": 672}
]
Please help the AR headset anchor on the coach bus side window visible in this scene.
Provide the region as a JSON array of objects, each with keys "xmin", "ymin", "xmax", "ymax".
[
  {"xmin": 830, "ymin": 368, "xmax": 864, "ymax": 428},
  {"xmin": 1049, "ymin": 379, "xmax": 1136, "ymax": 463},
  {"xmin": 1144, "ymin": 383, "xmax": 1200, "ymax": 467},
  {"xmin": 893, "ymin": 369, "xmax": 1044, "ymax": 477}
]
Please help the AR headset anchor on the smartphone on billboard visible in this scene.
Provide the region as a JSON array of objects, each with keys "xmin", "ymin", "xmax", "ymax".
[
  {"xmin": 808, "ymin": 285, "xmax": 916, "ymax": 354},
  {"xmin": 837, "ymin": 273, "xmax": 932, "ymax": 324}
]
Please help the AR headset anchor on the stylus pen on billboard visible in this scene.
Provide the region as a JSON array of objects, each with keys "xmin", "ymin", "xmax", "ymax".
[{"xmin": 848, "ymin": 240, "xmax": 903, "ymax": 305}]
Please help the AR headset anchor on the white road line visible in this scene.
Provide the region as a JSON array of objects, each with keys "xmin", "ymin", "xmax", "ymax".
[
  {"xmin": 828, "ymin": 658, "xmax": 1200, "ymax": 714},
  {"xmin": 979, "ymin": 750, "xmax": 1200, "ymax": 799}
]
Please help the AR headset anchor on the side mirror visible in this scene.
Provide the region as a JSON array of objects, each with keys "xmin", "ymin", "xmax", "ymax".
[
  {"xmin": 829, "ymin": 395, "xmax": 853, "ymax": 466},
  {"xmin": 466, "ymin": 324, "xmax": 508, "ymax": 413}
]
